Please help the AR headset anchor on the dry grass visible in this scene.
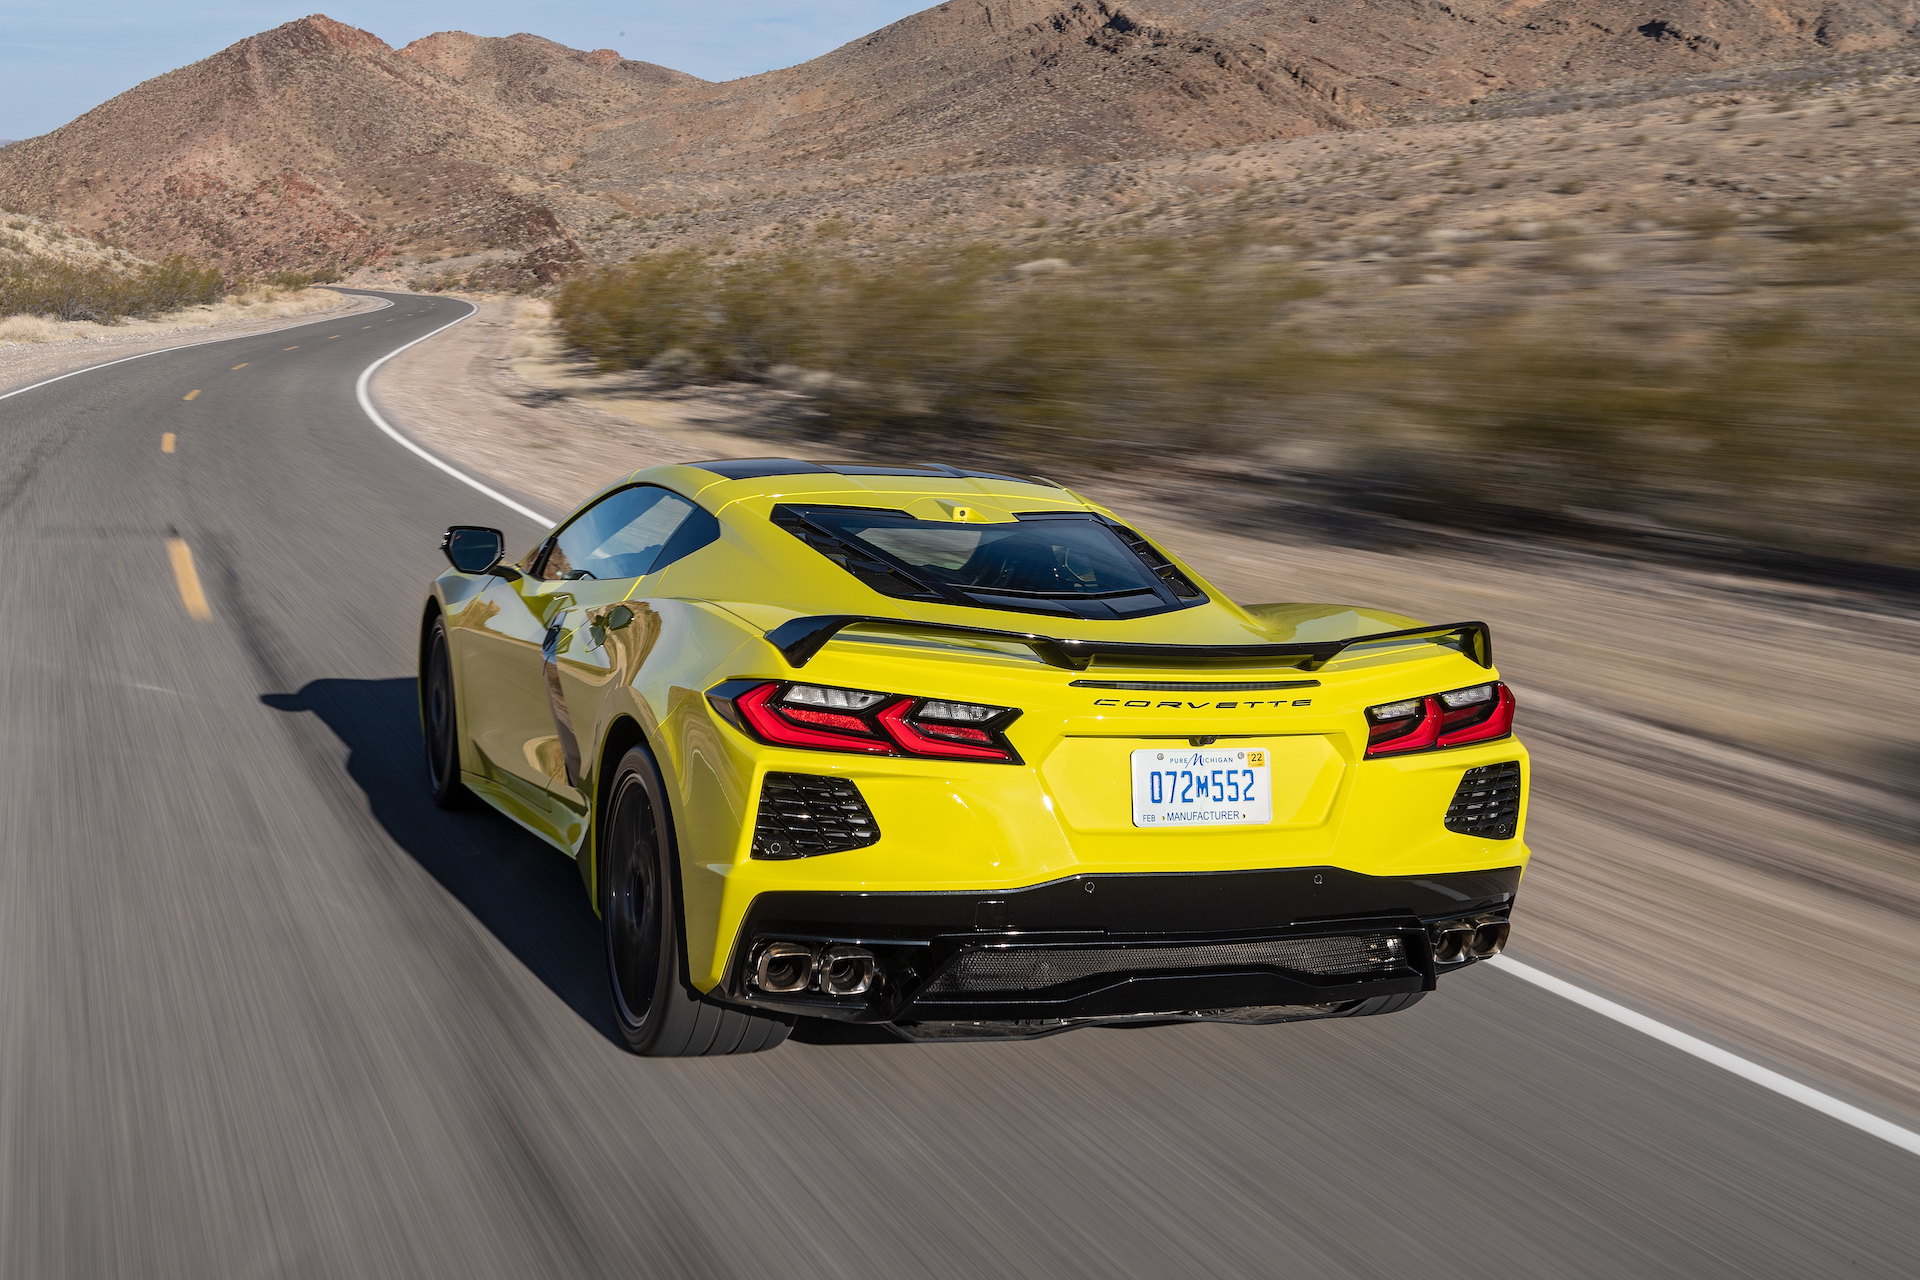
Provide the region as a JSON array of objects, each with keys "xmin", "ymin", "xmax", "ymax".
[
  {"xmin": 0, "ymin": 209, "xmax": 342, "ymax": 337},
  {"xmin": 0, "ymin": 253, "xmax": 224, "ymax": 322},
  {"xmin": 0, "ymin": 314, "xmax": 60, "ymax": 344},
  {"xmin": 0, "ymin": 286, "xmax": 344, "ymax": 346},
  {"xmin": 552, "ymin": 208, "xmax": 1920, "ymax": 568},
  {"xmin": 558, "ymin": 235, "xmax": 1326, "ymax": 462}
]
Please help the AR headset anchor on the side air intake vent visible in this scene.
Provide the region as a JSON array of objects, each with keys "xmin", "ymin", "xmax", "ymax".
[
  {"xmin": 752, "ymin": 773, "xmax": 880, "ymax": 859},
  {"xmin": 1110, "ymin": 524, "xmax": 1206, "ymax": 600},
  {"xmin": 1445, "ymin": 762, "xmax": 1522, "ymax": 839}
]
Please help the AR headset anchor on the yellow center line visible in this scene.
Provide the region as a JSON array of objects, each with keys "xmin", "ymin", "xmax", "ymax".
[
  {"xmin": 361, "ymin": 324, "xmax": 372, "ymax": 329},
  {"xmin": 161, "ymin": 433, "xmax": 176, "ymax": 454},
  {"xmin": 182, "ymin": 389, "xmax": 200, "ymax": 401},
  {"xmin": 231, "ymin": 362, "xmax": 249, "ymax": 370},
  {"xmin": 283, "ymin": 345, "xmax": 299, "ymax": 351},
  {"xmin": 166, "ymin": 538, "xmax": 212, "ymax": 621},
  {"xmin": 326, "ymin": 334, "xmax": 341, "ymax": 340}
]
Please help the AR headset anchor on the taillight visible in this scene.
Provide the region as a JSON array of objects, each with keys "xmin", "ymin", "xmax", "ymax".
[
  {"xmin": 1365, "ymin": 683, "xmax": 1514, "ymax": 758},
  {"xmin": 733, "ymin": 682, "xmax": 894, "ymax": 754},
  {"xmin": 709, "ymin": 681, "xmax": 1022, "ymax": 763}
]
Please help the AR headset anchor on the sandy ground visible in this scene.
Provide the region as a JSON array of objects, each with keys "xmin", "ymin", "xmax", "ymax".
[
  {"xmin": 0, "ymin": 290, "xmax": 378, "ymax": 396},
  {"xmin": 371, "ymin": 296, "xmax": 1920, "ymax": 1120}
]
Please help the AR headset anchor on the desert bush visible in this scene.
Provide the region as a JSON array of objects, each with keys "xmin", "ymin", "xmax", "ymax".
[
  {"xmin": 1373, "ymin": 310, "xmax": 1918, "ymax": 563},
  {"xmin": 261, "ymin": 267, "xmax": 341, "ymax": 290},
  {"xmin": 558, "ymin": 238, "xmax": 1326, "ymax": 463},
  {"xmin": 0, "ymin": 252, "xmax": 224, "ymax": 322},
  {"xmin": 554, "ymin": 225, "xmax": 1920, "ymax": 567}
]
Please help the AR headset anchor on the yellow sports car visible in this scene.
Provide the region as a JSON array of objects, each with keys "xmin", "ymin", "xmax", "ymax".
[{"xmin": 421, "ymin": 460, "xmax": 1528, "ymax": 1055}]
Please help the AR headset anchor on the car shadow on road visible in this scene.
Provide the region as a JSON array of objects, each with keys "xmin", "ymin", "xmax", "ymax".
[{"xmin": 262, "ymin": 677, "xmax": 620, "ymax": 1047}]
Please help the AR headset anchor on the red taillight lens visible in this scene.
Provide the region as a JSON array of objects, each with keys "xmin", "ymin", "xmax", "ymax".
[
  {"xmin": 1366, "ymin": 696, "xmax": 1440, "ymax": 756},
  {"xmin": 734, "ymin": 682, "xmax": 893, "ymax": 754},
  {"xmin": 779, "ymin": 706, "xmax": 874, "ymax": 734},
  {"xmin": 1436, "ymin": 682, "xmax": 1515, "ymax": 748},
  {"xmin": 712, "ymin": 682, "xmax": 1022, "ymax": 763},
  {"xmin": 875, "ymin": 700, "xmax": 1012, "ymax": 761},
  {"xmin": 1365, "ymin": 683, "xmax": 1514, "ymax": 758}
]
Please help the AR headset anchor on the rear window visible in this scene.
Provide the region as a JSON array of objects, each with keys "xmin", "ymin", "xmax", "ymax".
[{"xmin": 774, "ymin": 505, "xmax": 1206, "ymax": 620}]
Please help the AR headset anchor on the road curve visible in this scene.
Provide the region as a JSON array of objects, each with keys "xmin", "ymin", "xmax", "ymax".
[{"xmin": 0, "ymin": 290, "xmax": 1913, "ymax": 1278}]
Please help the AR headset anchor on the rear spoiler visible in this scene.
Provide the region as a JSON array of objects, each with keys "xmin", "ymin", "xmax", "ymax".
[{"xmin": 765, "ymin": 615, "xmax": 1492, "ymax": 672}]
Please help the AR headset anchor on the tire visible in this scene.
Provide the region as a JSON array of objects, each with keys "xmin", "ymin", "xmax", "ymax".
[
  {"xmin": 1333, "ymin": 991, "xmax": 1427, "ymax": 1018},
  {"xmin": 600, "ymin": 746, "xmax": 791, "ymax": 1056},
  {"xmin": 423, "ymin": 615, "xmax": 475, "ymax": 810}
]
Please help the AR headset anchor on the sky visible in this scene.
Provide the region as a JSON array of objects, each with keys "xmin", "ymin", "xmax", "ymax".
[{"xmin": 0, "ymin": 1, "xmax": 934, "ymax": 140}]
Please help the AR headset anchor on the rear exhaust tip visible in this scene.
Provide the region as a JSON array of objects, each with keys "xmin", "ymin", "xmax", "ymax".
[
  {"xmin": 818, "ymin": 945, "xmax": 878, "ymax": 997},
  {"xmin": 1431, "ymin": 925, "xmax": 1475, "ymax": 965},
  {"xmin": 1430, "ymin": 914, "xmax": 1511, "ymax": 965},
  {"xmin": 1468, "ymin": 920, "xmax": 1510, "ymax": 960},
  {"xmin": 753, "ymin": 942, "xmax": 818, "ymax": 994}
]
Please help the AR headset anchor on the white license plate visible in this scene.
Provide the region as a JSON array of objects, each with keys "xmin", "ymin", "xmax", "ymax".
[{"xmin": 1130, "ymin": 747, "xmax": 1272, "ymax": 827}]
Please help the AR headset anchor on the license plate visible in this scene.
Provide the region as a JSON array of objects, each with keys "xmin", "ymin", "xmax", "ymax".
[{"xmin": 1130, "ymin": 747, "xmax": 1272, "ymax": 827}]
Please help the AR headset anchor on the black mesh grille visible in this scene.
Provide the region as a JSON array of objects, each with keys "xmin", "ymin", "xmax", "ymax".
[
  {"xmin": 924, "ymin": 934, "xmax": 1406, "ymax": 995},
  {"xmin": 1445, "ymin": 762, "xmax": 1522, "ymax": 839},
  {"xmin": 752, "ymin": 773, "xmax": 880, "ymax": 860}
]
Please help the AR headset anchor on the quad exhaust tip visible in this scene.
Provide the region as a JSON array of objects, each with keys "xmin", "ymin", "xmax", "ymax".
[
  {"xmin": 754, "ymin": 942, "xmax": 817, "ymax": 994},
  {"xmin": 1431, "ymin": 916, "xmax": 1510, "ymax": 964},
  {"xmin": 1470, "ymin": 920, "xmax": 1510, "ymax": 960},
  {"xmin": 819, "ymin": 946, "xmax": 878, "ymax": 997},
  {"xmin": 751, "ymin": 941, "xmax": 879, "ymax": 997}
]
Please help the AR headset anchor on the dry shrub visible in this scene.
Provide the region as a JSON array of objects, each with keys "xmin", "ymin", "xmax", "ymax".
[
  {"xmin": 554, "ymin": 220, "xmax": 1920, "ymax": 568},
  {"xmin": 0, "ymin": 253, "xmax": 224, "ymax": 322},
  {"xmin": 0, "ymin": 313, "xmax": 58, "ymax": 344},
  {"xmin": 557, "ymin": 239, "xmax": 1325, "ymax": 464},
  {"xmin": 1370, "ymin": 305, "xmax": 1920, "ymax": 565}
]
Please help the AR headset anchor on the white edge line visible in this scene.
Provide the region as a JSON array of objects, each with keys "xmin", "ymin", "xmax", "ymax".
[
  {"xmin": 351, "ymin": 298, "xmax": 555, "ymax": 529},
  {"xmin": 0, "ymin": 294, "xmax": 395, "ymax": 404},
  {"xmin": 1491, "ymin": 956, "xmax": 1920, "ymax": 1158},
  {"xmin": 91, "ymin": 287, "xmax": 1913, "ymax": 1164}
]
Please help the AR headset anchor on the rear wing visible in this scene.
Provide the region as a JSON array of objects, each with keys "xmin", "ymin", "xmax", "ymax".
[{"xmin": 765, "ymin": 615, "xmax": 1492, "ymax": 673}]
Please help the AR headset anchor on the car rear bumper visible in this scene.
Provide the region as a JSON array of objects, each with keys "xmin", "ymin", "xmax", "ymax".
[{"xmin": 720, "ymin": 865, "xmax": 1519, "ymax": 1030}]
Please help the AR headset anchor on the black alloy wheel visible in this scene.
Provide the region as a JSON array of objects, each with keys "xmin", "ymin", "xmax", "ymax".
[
  {"xmin": 604, "ymin": 767, "xmax": 664, "ymax": 1032},
  {"xmin": 424, "ymin": 616, "xmax": 474, "ymax": 809},
  {"xmin": 600, "ymin": 746, "xmax": 791, "ymax": 1056}
]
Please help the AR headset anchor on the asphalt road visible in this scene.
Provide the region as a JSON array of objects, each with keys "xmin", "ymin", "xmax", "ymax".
[{"xmin": 0, "ymin": 290, "xmax": 1913, "ymax": 1278}]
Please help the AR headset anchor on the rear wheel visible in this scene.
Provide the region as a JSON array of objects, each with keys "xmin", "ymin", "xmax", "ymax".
[
  {"xmin": 601, "ymin": 746, "xmax": 791, "ymax": 1056},
  {"xmin": 422, "ymin": 615, "xmax": 474, "ymax": 810}
]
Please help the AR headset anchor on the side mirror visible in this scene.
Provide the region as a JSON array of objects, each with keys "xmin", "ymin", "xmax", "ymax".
[{"xmin": 442, "ymin": 526, "xmax": 505, "ymax": 574}]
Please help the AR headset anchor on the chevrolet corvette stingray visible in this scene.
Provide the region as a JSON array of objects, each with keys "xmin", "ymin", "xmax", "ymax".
[{"xmin": 421, "ymin": 459, "xmax": 1528, "ymax": 1055}]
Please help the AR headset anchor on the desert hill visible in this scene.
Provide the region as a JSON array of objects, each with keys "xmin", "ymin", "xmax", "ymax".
[
  {"xmin": 604, "ymin": 0, "xmax": 1920, "ymax": 167},
  {"xmin": 0, "ymin": 3, "xmax": 1913, "ymax": 273},
  {"xmin": 0, "ymin": 16, "xmax": 690, "ymax": 273}
]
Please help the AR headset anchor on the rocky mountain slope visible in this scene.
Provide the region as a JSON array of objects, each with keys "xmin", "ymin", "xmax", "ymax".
[
  {"xmin": 601, "ymin": 0, "xmax": 1920, "ymax": 167},
  {"xmin": 1, "ymin": 210, "xmax": 148, "ymax": 275},
  {"xmin": 0, "ymin": 4, "xmax": 1913, "ymax": 274},
  {"xmin": 0, "ymin": 16, "xmax": 690, "ymax": 274}
]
